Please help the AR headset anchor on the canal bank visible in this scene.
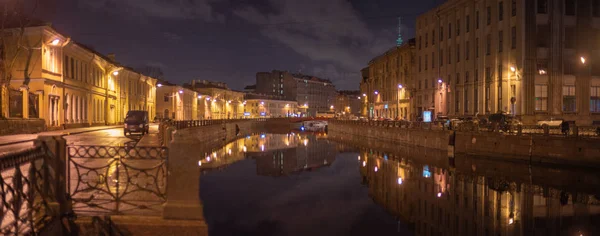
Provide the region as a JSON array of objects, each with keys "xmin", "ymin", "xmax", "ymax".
[{"xmin": 329, "ymin": 120, "xmax": 600, "ymax": 167}]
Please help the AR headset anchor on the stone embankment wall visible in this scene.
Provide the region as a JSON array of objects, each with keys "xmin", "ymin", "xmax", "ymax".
[
  {"xmin": 0, "ymin": 119, "xmax": 45, "ymax": 135},
  {"xmin": 328, "ymin": 121, "xmax": 451, "ymax": 151},
  {"xmin": 329, "ymin": 121, "xmax": 600, "ymax": 166}
]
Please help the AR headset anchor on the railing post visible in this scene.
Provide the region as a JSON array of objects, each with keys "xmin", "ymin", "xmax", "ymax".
[{"xmin": 36, "ymin": 135, "xmax": 71, "ymax": 217}]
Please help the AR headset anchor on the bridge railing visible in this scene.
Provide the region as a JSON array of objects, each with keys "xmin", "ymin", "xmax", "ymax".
[{"xmin": 158, "ymin": 118, "xmax": 268, "ymax": 146}]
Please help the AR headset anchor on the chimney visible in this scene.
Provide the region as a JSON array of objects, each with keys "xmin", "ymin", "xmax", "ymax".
[{"xmin": 107, "ymin": 53, "xmax": 116, "ymax": 62}]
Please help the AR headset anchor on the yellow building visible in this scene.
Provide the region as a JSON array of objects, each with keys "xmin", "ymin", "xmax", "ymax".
[
  {"xmin": 187, "ymin": 80, "xmax": 245, "ymax": 119},
  {"xmin": 2, "ymin": 24, "xmax": 157, "ymax": 129},
  {"xmin": 362, "ymin": 39, "xmax": 416, "ymax": 120},
  {"xmin": 244, "ymin": 98, "xmax": 298, "ymax": 118},
  {"xmin": 155, "ymin": 81, "xmax": 198, "ymax": 121}
]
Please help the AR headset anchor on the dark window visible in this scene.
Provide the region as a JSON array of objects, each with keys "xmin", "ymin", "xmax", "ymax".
[
  {"xmin": 538, "ymin": 0, "xmax": 548, "ymax": 13},
  {"xmin": 9, "ymin": 89, "xmax": 22, "ymax": 118},
  {"xmin": 537, "ymin": 25, "xmax": 550, "ymax": 47},
  {"xmin": 511, "ymin": 26, "xmax": 517, "ymax": 49},
  {"xmin": 565, "ymin": 0, "xmax": 576, "ymax": 16},
  {"xmin": 63, "ymin": 56, "xmax": 68, "ymax": 77},
  {"xmin": 457, "ymin": 19, "xmax": 460, "ymax": 36},
  {"xmin": 485, "ymin": 84, "xmax": 491, "ymax": 112},
  {"xmin": 565, "ymin": 27, "xmax": 576, "ymax": 48},
  {"xmin": 432, "ymin": 52, "xmax": 435, "ymax": 68},
  {"xmin": 563, "ymin": 85, "xmax": 576, "ymax": 112},
  {"xmin": 432, "ymin": 30, "xmax": 436, "ymax": 45},
  {"xmin": 419, "ymin": 56, "xmax": 422, "ymax": 71},
  {"xmin": 70, "ymin": 58, "xmax": 74, "ymax": 79},
  {"xmin": 594, "ymin": 0, "xmax": 600, "ymax": 17},
  {"xmin": 499, "ymin": 1, "xmax": 504, "ymax": 21},
  {"xmin": 440, "ymin": 27, "xmax": 444, "ymax": 41},
  {"xmin": 440, "ymin": 49, "xmax": 444, "ymax": 65},
  {"xmin": 425, "ymin": 55, "xmax": 428, "ymax": 70},
  {"xmin": 464, "ymin": 85, "xmax": 469, "ymax": 113},
  {"xmin": 419, "ymin": 36, "xmax": 422, "ymax": 50},
  {"xmin": 449, "ymin": 23, "xmax": 452, "ymax": 39},
  {"xmin": 590, "ymin": 86, "xmax": 600, "ymax": 112},
  {"xmin": 474, "ymin": 87, "xmax": 479, "ymax": 113},
  {"xmin": 466, "ymin": 15, "xmax": 470, "ymax": 32},
  {"xmin": 465, "ymin": 71, "xmax": 470, "ymax": 83},
  {"xmin": 487, "ymin": 6, "xmax": 491, "ymax": 25},
  {"xmin": 512, "ymin": 0, "xmax": 517, "ymax": 16},
  {"xmin": 425, "ymin": 33, "xmax": 428, "ymax": 47},
  {"xmin": 164, "ymin": 93, "xmax": 169, "ymax": 102},
  {"xmin": 476, "ymin": 37, "xmax": 479, "ymax": 57},
  {"xmin": 498, "ymin": 30, "xmax": 503, "ymax": 52}
]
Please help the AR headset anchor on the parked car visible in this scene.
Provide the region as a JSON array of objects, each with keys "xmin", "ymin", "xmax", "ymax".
[
  {"xmin": 124, "ymin": 110, "xmax": 149, "ymax": 136},
  {"xmin": 488, "ymin": 113, "xmax": 521, "ymax": 132}
]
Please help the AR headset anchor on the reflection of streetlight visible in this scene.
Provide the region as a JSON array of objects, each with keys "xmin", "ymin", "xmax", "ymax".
[
  {"xmin": 437, "ymin": 192, "xmax": 442, "ymax": 198},
  {"xmin": 397, "ymin": 177, "xmax": 403, "ymax": 185},
  {"xmin": 510, "ymin": 66, "xmax": 516, "ymax": 72},
  {"xmin": 362, "ymin": 161, "xmax": 366, "ymax": 167},
  {"xmin": 581, "ymin": 56, "xmax": 586, "ymax": 64},
  {"xmin": 509, "ymin": 212, "xmax": 515, "ymax": 225},
  {"xmin": 374, "ymin": 166, "xmax": 378, "ymax": 172}
]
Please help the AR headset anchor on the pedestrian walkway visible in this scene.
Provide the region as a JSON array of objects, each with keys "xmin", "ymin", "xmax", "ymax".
[
  {"xmin": 136, "ymin": 124, "xmax": 161, "ymax": 147},
  {"xmin": 0, "ymin": 125, "xmax": 120, "ymax": 146}
]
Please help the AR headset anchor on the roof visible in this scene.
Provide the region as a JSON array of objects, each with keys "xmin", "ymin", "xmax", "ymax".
[
  {"xmin": 367, "ymin": 38, "xmax": 416, "ymax": 65},
  {"xmin": 244, "ymin": 85, "xmax": 256, "ymax": 90}
]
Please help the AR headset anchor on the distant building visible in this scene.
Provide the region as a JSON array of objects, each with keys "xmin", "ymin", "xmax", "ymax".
[
  {"xmin": 155, "ymin": 80, "xmax": 198, "ymax": 120},
  {"xmin": 243, "ymin": 93, "xmax": 298, "ymax": 118},
  {"xmin": 335, "ymin": 90, "xmax": 362, "ymax": 116},
  {"xmin": 362, "ymin": 39, "xmax": 416, "ymax": 120},
  {"xmin": 186, "ymin": 80, "xmax": 245, "ymax": 119},
  {"xmin": 254, "ymin": 70, "xmax": 337, "ymax": 117},
  {"xmin": 244, "ymin": 84, "xmax": 256, "ymax": 93}
]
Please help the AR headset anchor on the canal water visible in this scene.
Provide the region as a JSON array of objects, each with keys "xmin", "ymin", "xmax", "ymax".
[{"xmin": 198, "ymin": 133, "xmax": 600, "ymax": 236}]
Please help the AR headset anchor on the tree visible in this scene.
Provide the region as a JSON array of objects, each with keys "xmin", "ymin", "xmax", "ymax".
[
  {"xmin": 0, "ymin": 0, "xmax": 40, "ymax": 118},
  {"xmin": 137, "ymin": 64, "xmax": 165, "ymax": 80}
]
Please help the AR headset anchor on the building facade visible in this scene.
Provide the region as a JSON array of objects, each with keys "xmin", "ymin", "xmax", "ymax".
[
  {"xmin": 3, "ymin": 25, "xmax": 156, "ymax": 129},
  {"xmin": 244, "ymin": 93, "xmax": 298, "ymax": 118},
  {"xmin": 155, "ymin": 81, "xmax": 198, "ymax": 121},
  {"xmin": 362, "ymin": 39, "xmax": 416, "ymax": 120},
  {"xmin": 415, "ymin": 0, "xmax": 600, "ymax": 125},
  {"xmin": 187, "ymin": 80, "xmax": 245, "ymax": 119},
  {"xmin": 335, "ymin": 90, "xmax": 362, "ymax": 116}
]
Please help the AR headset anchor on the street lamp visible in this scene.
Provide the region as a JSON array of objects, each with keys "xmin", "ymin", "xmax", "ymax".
[
  {"xmin": 198, "ymin": 95, "xmax": 202, "ymax": 99},
  {"xmin": 437, "ymin": 79, "xmax": 443, "ymax": 84},
  {"xmin": 374, "ymin": 91, "xmax": 379, "ymax": 95},
  {"xmin": 178, "ymin": 90, "xmax": 183, "ymax": 94},
  {"xmin": 362, "ymin": 93, "xmax": 366, "ymax": 97},
  {"xmin": 581, "ymin": 56, "xmax": 586, "ymax": 64},
  {"xmin": 113, "ymin": 71, "xmax": 119, "ymax": 76},
  {"xmin": 510, "ymin": 66, "xmax": 516, "ymax": 72},
  {"xmin": 157, "ymin": 83, "xmax": 163, "ymax": 87},
  {"xmin": 51, "ymin": 39, "xmax": 60, "ymax": 46}
]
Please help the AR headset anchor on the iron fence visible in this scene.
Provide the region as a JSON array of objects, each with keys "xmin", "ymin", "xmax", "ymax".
[
  {"xmin": 67, "ymin": 145, "xmax": 168, "ymax": 216},
  {"xmin": 163, "ymin": 118, "xmax": 267, "ymax": 130},
  {"xmin": 0, "ymin": 143, "xmax": 56, "ymax": 235}
]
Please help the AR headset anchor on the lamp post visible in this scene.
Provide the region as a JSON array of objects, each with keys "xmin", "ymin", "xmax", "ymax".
[{"xmin": 397, "ymin": 84, "xmax": 403, "ymax": 119}]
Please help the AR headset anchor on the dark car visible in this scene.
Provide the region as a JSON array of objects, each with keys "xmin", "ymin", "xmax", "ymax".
[
  {"xmin": 488, "ymin": 113, "xmax": 520, "ymax": 132},
  {"xmin": 124, "ymin": 110, "xmax": 149, "ymax": 136}
]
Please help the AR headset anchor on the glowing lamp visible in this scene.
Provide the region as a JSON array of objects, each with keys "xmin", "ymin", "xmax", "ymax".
[
  {"xmin": 438, "ymin": 79, "xmax": 443, "ymax": 84},
  {"xmin": 397, "ymin": 177, "xmax": 403, "ymax": 185},
  {"xmin": 178, "ymin": 90, "xmax": 183, "ymax": 94},
  {"xmin": 510, "ymin": 66, "xmax": 516, "ymax": 72},
  {"xmin": 112, "ymin": 71, "xmax": 119, "ymax": 76},
  {"xmin": 398, "ymin": 84, "xmax": 403, "ymax": 89},
  {"xmin": 51, "ymin": 39, "xmax": 60, "ymax": 46}
]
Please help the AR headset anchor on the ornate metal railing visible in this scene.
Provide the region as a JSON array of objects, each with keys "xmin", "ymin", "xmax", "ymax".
[
  {"xmin": 0, "ymin": 143, "xmax": 56, "ymax": 235},
  {"xmin": 164, "ymin": 118, "xmax": 267, "ymax": 130},
  {"xmin": 67, "ymin": 146, "xmax": 168, "ymax": 216}
]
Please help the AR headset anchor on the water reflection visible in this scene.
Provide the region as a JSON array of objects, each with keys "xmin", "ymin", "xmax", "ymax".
[
  {"xmin": 199, "ymin": 132, "xmax": 335, "ymax": 176},
  {"xmin": 358, "ymin": 149, "xmax": 600, "ymax": 236}
]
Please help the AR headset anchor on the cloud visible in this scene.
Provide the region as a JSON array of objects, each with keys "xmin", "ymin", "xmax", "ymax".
[
  {"xmin": 233, "ymin": 0, "xmax": 396, "ymax": 89},
  {"xmin": 163, "ymin": 32, "xmax": 183, "ymax": 41},
  {"xmin": 80, "ymin": 0, "xmax": 225, "ymax": 22}
]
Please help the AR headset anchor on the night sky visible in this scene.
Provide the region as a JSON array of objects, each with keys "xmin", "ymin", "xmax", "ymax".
[{"xmin": 40, "ymin": 0, "xmax": 444, "ymax": 90}]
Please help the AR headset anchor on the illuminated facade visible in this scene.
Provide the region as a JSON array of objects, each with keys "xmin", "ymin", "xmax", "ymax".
[
  {"xmin": 416, "ymin": 0, "xmax": 600, "ymax": 125},
  {"xmin": 3, "ymin": 25, "xmax": 156, "ymax": 128},
  {"xmin": 335, "ymin": 90, "xmax": 362, "ymax": 117},
  {"xmin": 243, "ymin": 93, "xmax": 298, "ymax": 118},
  {"xmin": 187, "ymin": 80, "xmax": 244, "ymax": 119},
  {"xmin": 362, "ymin": 39, "xmax": 416, "ymax": 120},
  {"xmin": 155, "ymin": 81, "xmax": 198, "ymax": 120}
]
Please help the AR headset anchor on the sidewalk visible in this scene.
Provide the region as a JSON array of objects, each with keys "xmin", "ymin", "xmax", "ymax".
[{"xmin": 0, "ymin": 125, "xmax": 120, "ymax": 146}]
